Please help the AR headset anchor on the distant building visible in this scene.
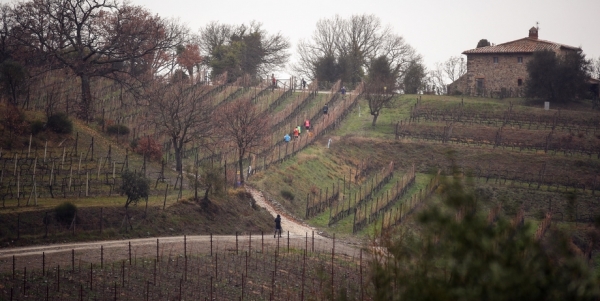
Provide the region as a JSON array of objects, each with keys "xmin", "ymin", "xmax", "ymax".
[{"xmin": 448, "ymin": 27, "xmax": 585, "ymax": 98}]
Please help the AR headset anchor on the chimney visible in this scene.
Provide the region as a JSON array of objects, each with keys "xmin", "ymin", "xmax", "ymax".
[{"xmin": 529, "ymin": 27, "xmax": 538, "ymax": 39}]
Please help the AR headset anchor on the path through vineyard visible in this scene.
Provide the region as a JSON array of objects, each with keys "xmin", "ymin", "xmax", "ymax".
[{"xmin": 0, "ymin": 187, "xmax": 361, "ymax": 273}]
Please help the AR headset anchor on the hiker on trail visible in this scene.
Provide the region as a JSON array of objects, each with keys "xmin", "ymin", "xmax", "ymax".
[
  {"xmin": 271, "ymin": 74, "xmax": 276, "ymax": 91},
  {"xmin": 293, "ymin": 127, "xmax": 299, "ymax": 139},
  {"xmin": 284, "ymin": 133, "xmax": 291, "ymax": 142},
  {"xmin": 341, "ymin": 86, "xmax": 346, "ymax": 99},
  {"xmin": 301, "ymin": 78, "xmax": 307, "ymax": 90},
  {"xmin": 274, "ymin": 214, "xmax": 282, "ymax": 238},
  {"xmin": 304, "ymin": 119, "xmax": 310, "ymax": 131},
  {"xmin": 297, "ymin": 125, "xmax": 302, "ymax": 136},
  {"xmin": 323, "ymin": 104, "xmax": 328, "ymax": 115}
]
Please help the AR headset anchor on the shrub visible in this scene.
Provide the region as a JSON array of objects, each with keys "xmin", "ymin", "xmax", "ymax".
[
  {"xmin": 134, "ymin": 136, "xmax": 162, "ymax": 161},
  {"xmin": 120, "ymin": 170, "xmax": 150, "ymax": 209},
  {"xmin": 55, "ymin": 201, "xmax": 77, "ymax": 224},
  {"xmin": 310, "ymin": 185, "xmax": 319, "ymax": 195},
  {"xmin": 280, "ymin": 190, "xmax": 295, "ymax": 201},
  {"xmin": 283, "ymin": 174, "xmax": 293, "ymax": 185},
  {"xmin": 106, "ymin": 124, "xmax": 130, "ymax": 135},
  {"xmin": 2, "ymin": 104, "xmax": 27, "ymax": 135},
  {"xmin": 30, "ymin": 120, "xmax": 45, "ymax": 135},
  {"xmin": 47, "ymin": 113, "xmax": 73, "ymax": 134}
]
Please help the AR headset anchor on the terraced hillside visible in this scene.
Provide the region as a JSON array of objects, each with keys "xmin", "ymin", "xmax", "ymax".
[{"xmin": 250, "ymin": 95, "xmax": 600, "ymax": 260}]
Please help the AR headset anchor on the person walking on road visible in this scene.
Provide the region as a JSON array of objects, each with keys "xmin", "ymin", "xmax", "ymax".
[{"xmin": 274, "ymin": 214, "xmax": 282, "ymax": 238}]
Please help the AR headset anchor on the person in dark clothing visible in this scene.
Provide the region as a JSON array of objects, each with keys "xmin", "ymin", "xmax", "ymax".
[
  {"xmin": 323, "ymin": 104, "xmax": 328, "ymax": 115},
  {"xmin": 274, "ymin": 215, "xmax": 282, "ymax": 238}
]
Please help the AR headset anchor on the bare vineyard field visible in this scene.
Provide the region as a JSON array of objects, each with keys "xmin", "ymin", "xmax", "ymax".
[{"xmin": 0, "ymin": 235, "xmax": 370, "ymax": 300}]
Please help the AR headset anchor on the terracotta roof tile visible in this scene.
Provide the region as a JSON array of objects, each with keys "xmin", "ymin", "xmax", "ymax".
[{"xmin": 463, "ymin": 37, "xmax": 580, "ymax": 54}]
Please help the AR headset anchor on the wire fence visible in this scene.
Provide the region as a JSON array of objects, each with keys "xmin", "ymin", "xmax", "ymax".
[{"xmin": 1, "ymin": 233, "xmax": 371, "ymax": 300}]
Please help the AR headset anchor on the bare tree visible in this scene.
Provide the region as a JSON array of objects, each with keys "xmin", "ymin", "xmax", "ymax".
[
  {"xmin": 428, "ymin": 64, "xmax": 446, "ymax": 95},
  {"xmin": 427, "ymin": 56, "xmax": 466, "ymax": 95},
  {"xmin": 199, "ymin": 21, "xmax": 233, "ymax": 60},
  {"xmin": 9, "ymin": 0, "xmax": 186, "ymax": 120},
  {"xmin": 591, "ymin": 56, "xmax": 600, "ymax": 80},
  {"xmin": 199, "ymin": 21, "xmax": 290, "ymax": 81},
  {"xmin": 176, "ymin": 42, "xmax": 203, "ymax": 83},
  {"xmin": 294, "ymin": 17, "xmax": 340, "ymax": 80},
  {"xmin": 146, "ymin": 80, "xmax": 215, "ymax": 172},
  {"xmin": 365, "ymin": 82, "xmax": 395, "ymax": 126},
  {"xmin": 294, "ymin": 14, "xmax": 419, "ymax": 85},
  {"xmin": 214, "ymin": 97, "xmax": 270, "ymax": 185},
  {"xmin": 0, "ymin": 4, "xmax": 39, "ymax": 107},
  {"xmin": 378, "ymin": 33, "xmax": 420, "ymax": 84},
  {"xmin": 443, "ymin": 56, "xmax": 467, "ymax": 83}
]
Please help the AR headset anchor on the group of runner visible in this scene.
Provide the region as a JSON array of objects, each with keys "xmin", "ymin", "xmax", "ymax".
[
  {"xmin": 284, "ymin": 119, "xmax": 310, "ymax": 142},
  {"xmin": 282, "ymin": 84, "xmax": 349, "ymax": 143}
]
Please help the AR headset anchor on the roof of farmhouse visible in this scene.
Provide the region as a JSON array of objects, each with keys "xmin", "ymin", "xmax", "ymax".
[{"xmin": 463, "ymin": 27, "xmax": 581, "ymax": 55}]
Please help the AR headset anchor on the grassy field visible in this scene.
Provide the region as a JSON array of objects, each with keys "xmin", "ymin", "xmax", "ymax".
[
  {"xmin": 2, "ymin": 89, "xmax": 600, "ymax": 253},
  {"xmin": 250, "ymin": 93, "xmax": 600, "ymax": 254},
  {"xmin": 1, "ymin": 88, "xmax": 600, "ymax": 299},
  {"xmin": 0, "ymin": 187, "xmax": 274, "ymax": 248}
]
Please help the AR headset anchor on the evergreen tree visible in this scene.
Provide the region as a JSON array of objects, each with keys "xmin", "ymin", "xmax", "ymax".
[
  {"xmin": 477, "ymin": 39, "xmax": 491, "ymax": 48},
  {"xmin": 525, "ymin": 50, "xmax": 590, "ymax": 103},
  {"xmin": 403, "ymin": 61, "xmax": 426, "ymax": 94}
]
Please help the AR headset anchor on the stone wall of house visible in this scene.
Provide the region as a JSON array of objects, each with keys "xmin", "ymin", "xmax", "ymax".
[
  {"xmin": 447, "ymin": 74, "xmax": 468, "ymax": 95},
  {"xmin": 463, "ymin": 53, "xmax": 530, "ymax": 96}
]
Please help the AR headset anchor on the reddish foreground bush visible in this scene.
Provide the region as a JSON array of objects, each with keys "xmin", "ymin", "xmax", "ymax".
[{"xmin": 134, "ymin": 136, "xmax": 162, "ymax": 161}]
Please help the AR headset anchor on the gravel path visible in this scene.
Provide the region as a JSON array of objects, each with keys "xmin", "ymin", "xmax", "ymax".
[
  {"xmin": 0, "ymin": 187, "xmax": 361, "ymax": 273},
  {"xmin": 245, "ymin": 186, "xmax": 319, "ymax": 236}
]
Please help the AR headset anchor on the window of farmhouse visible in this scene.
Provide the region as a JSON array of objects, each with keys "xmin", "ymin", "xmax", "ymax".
[
  {"xmin": 476, "ymin": 78, "xmax": 485, "ymax": 89},
  {"xmin": 518, "ymin": 79, "xmax": 523, "ymax": 86},
  {"xmin": 493, "ymin": 57, "xmax": 499, "ymax": 64},
  {"xmin": 518, "ymin": 57, "xmax": 523, "ymax": 63}
]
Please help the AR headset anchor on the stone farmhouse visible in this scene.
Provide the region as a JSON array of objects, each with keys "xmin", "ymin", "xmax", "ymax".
[{"xmin": 447, "ymin": 27, "xmax": 594, "ymax": 98}]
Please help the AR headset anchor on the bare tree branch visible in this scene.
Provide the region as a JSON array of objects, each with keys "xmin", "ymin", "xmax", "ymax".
[{"xmin": 214, "ymin": 97, "xmax": 270, "ymax": 185}]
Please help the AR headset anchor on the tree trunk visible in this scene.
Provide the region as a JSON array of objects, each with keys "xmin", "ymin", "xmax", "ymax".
[
  {"xmin": 238, "ymin": 152, "xmax": 244, "ymax": 185},
  {"xmin": 203, "ymin": 184, "xmax": 211, "ymax": 201},
  {"xmin": 173, "ymin": 137, "xmax": 183, "ymax": 172},
  {"xmin": 371, "ymin": 113, "xmax": 379, "ymax": 126},
  {"xmin": 187, "ymin": 66, "xmax": 194, "ymax": 83},
  {"xmin": 79, "ymin": 74, "xmax": 93, "ymax": 121},
  {"xmin": 194, "ymin": 167, "xmax": 198, "ymax": 200}
]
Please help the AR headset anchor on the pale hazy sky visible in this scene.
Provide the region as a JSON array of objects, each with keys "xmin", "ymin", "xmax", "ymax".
[
  {"xmin": 4, "ymin": 0, "xmax": 600, "ymax": 76},
  {"xmin": 136, "ymin": 0, "xmax": 600, "ymax": 76}
]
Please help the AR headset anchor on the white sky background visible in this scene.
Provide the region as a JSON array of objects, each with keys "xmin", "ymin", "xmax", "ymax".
[
  {"xmin": 4, "ymin": 0, "xmax": 599, "ymax": 78},
  {"xmin": 136, "ymin": 0, "xmax": 599, "ymax": 78}
]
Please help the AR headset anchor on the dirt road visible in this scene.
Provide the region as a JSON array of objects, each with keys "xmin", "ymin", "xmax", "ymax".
[
  {"xmin": 0, "ymin": 187, "xmax": 361, "ymax": 273},
  {"xmin": 245, "ymin": 186, "xmax": 318, "ymax": 236}
]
